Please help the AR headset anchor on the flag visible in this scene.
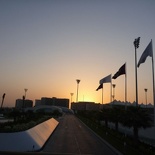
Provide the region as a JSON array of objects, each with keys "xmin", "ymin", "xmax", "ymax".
[
  {"xmin": 99, "ymin": 74, "xmax": 111, "ymax": 84},
  {"xmin": 2, "ymin": 93, "xmax": 5, "ymax": 99},
  {"xmin": 137, "ymin": 40, "xmax": 153, "ymax": 67},
  {"xmin": 96, "ymin": 84, "xmax": 103, "ymax": 91},
  {"xmin": 112, "ymin": 63, "xmax": 126, "ymax": 79}
]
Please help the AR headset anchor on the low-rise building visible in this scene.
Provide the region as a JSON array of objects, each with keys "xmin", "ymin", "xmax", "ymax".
[
  {"xmin": 53, "ymin": 97, "xmax": 69, "ymax": 108},
  {"xmin": 41, "ymin": 97, "xmax": 53, "ymax": 105},
  {"xmin": 71, "ymin": 101, "xmax": 101, "ymax": 111},
  {"xmin": 35, "ymin": 99, "xmax": 41, "ymax": 106},
  {"xmin": 37, "ymin": 97, "xmax": 69, "ymax": 108},
  {"xmin": 15, "ymin": 99, "xmax": 33, "ymax": 108}
]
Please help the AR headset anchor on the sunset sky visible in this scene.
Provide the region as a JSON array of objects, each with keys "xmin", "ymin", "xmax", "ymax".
[{"xmin": 0, "ymin": 0, "xmax": 155, "ymax": 107}]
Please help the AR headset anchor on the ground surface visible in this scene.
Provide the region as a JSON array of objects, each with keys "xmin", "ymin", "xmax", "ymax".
[{"xmin": 42, "ymin": 114, "xmax": 121, "ymax": 155}]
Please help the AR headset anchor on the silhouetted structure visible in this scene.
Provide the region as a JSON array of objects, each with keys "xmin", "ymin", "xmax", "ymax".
[
  {"xmin": 35, "ymin": 99, "xmax": 41, "ymax": 106},
  {"xmin": 39, "ymin": 97, "xmax": 69, "ymax": 108},
  {"xmin": 24, "ymin": 88, "xmax": 28, "ymax": 99},
  {"xmin": 144, "ymin": 88, "xmax": 148, "ymax": 107},
  {"xmin": 76, "ymin": 79, "xmax": 80, "ymax": 102},
  {"xmin": 1, "ymin": 93, "xmax": 6, "ymax": 108},
  {"xmin": 71, "ymin": 101, "xmax": 101, "ymax": 111},
  {"xmin": 134, "ymin": 37, "xmax": 140, "ymax": 107},
  {"xmin": 15, "ymin": 99, "xmax": 33, "ymax": 108},
  {"xmin": 112, "ymin": 84, "xmax": 116, "ymax": 101}
]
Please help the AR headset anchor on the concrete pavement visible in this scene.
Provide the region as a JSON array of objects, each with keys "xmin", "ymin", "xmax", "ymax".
[{"xmin": 42, "ymin": 114, "xmax": 122, "ymax": 155}]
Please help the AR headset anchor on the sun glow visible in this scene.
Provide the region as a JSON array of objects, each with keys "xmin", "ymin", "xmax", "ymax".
[{"xmin": 78, "ymin": 95, "xmax": 95, "ymax": 103}]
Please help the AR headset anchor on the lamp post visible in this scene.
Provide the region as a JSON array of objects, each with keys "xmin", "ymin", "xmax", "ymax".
[
  {"xmin": 134, "ymin": 37, "xmax": 140, "ymax": 107},
  {"xmin": 22, "ymin": 95, "xmax": 25, "ymax": 108},
  {"xmin": 70, "ymin": 93, "xmax": 74, "ymax": 103},
  {"xmin": 24, "ymin": 88, "xmax": 28, "ymax": 99},
  {"xmin": 144, "ymin": 88, "xmax": 148, "ymax": 107},
  {"xmin": 112, "ymin": 84, "xmax": 116, "ymax": 101},
  {"xmin": 76, "ymin": 79, "xmax": 80, "ymax": 102},
  {"xmin": 70, "ymin": 93, "xmax": 74, "ymax": 109}
]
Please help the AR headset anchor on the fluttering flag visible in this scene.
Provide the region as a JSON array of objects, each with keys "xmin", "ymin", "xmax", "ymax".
[
  {"xmin": 112, "ymin": 63, "xmax": 126, "ymax": 79},
  {"xmin": 96, "ymin": 84, "xmax": 103, "ymax": 91},
  {"xmin": 137, "ymin": 40, "xmax": 153, "ymax": 67},
  {"xmin": 99, "ymin": 74, "xmax": 111, "ymax": 84},
  {"xmin": 1, "ymin": 93, "xmax": 6, "ymax": 108}
]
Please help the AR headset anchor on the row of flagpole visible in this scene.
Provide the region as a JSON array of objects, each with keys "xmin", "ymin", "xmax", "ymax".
[
  {"xmin": 96, "ymin": 63, "xmax": 127, "ymax": 107},
  {"xmin": 96, "ymin": 39, "xmax": 155, "ymax": 125}
]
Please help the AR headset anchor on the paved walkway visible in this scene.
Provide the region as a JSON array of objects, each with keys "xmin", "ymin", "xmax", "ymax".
[{"xmin": 42, "ymin": 114, "xmax": 122, "ymax": 155}]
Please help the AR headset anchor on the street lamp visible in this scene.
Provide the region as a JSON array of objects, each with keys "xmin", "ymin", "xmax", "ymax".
[
  {"xmin": 70, "ymin": 93, "xmax": 74, "ymax": 103},
  {"xmin": 144, "ymin": 88, "xmax": 148, "ymax": 107},
  {"xmin": 76, "ymin": 79, "xmax": 80, "ymax": 102},
  {"xmin": 22, "ymin": 95, "xmax": 25, "ymax": 108},
  {"xmin": 134, "ymin": 37, "xmax": 140, "ymax": 107},
  {"xmin": 70, "ymin": 93, "xmax": 74, "ymax": 109},
  {"xmin": 112, "ymin": 84, "xmax": 116, "ymax": 101},
  {"xmin": 24, "ymin": 88, "xmax": 28, "ymax": 99}
]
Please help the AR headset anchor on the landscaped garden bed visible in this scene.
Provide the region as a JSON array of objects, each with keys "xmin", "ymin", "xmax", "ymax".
[
  {"xmin": 76, "ymin": 107, "xmax": 155, "ymax": 155},
  {"xmin": 0, "ymin": 108, "xmax": 62, "ymax": 133}
]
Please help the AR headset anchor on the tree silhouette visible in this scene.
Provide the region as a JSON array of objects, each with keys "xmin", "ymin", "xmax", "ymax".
[
  {"xmin": 110, "ymin": 106, "xmax": 122, "ymax": 131},
  {"xmin": 120, "ymin": 106, "xmax": 153, "ymax": 145},
  {"xmin": 100, "ymin": 108, "xmax": 111, "ymax": 128}
]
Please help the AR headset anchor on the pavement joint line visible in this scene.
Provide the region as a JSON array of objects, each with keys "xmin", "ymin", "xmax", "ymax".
[{"xmin": 73, "ymin": 120, "xmax": 82, "ymax": 155}]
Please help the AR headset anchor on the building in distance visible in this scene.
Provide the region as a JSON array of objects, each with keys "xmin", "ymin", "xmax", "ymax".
[
  {"xmin": 15, "ymin": 99, "xmax": 33, "ymax": 109},
  {"xmin": 35, "ymin": 97, "xmax": 69, "ymax": 108},
  {"xmin": 71, "ymin": 101, "xmax": 102, "ymax": 111}
]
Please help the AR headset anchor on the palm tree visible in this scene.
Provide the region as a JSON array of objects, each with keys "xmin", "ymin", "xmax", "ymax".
[
  {"xmin": 11, "ymin": 108, "xmax": 21, "ymax": 122},
  {"xmin": 120, "ymin": 106, "xmax": 153, "ymax": 144},
  {"xmin": 110, "ymin": 106, "xmax": 122, "ymax": 131},
  {"xmin": 100, "ymin": 107, "xmax": 111, "ymax": 128}
]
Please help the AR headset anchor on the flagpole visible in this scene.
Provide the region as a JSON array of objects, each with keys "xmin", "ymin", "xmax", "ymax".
[
  {"xmin": 150, "ymin": 40, "xmax": 155, "ymax": 126},
  {"xmin": 99, "ymin": 74, "xmax": 111, "ymax": 104},
  {"xmin": 111, "ymin": 80, "xmax": 112, "ymax": 104},
  {"xmin": 125, "ymin": 62, "xmax": 127, "ymax": 110},
  {"xmin": 134, "ymin": 37, "xmax": 140, "ymax": 107},
  {"xmin": 102, "ymin": 87, "xmax": 103, "ymax": 104},
  {"xmin": 135, "ymin": 44, "xmax": 138, "ymax": 107}
]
